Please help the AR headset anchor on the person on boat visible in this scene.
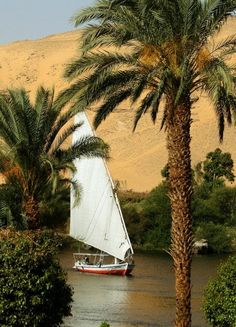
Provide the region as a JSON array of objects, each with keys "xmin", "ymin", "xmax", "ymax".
[
  {"xmin": 84, "ymin": 256, "xmax": 89, "ymax": 264},
  {"xmin": 98, "ymin": 258, "xmax": 103, "ymax": 267}
]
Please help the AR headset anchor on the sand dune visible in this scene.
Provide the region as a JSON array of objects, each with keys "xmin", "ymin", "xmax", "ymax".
[{"xmin": 1, "ymin": 19, "xmax": 236, "ymax": 191}]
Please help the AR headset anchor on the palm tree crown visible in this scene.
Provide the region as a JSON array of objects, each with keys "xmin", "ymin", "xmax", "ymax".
[
  {"xmin": 62, "ymin": 1, "xmax": 236, "ymax": 326},
  {"xmin": 65, "ymin": 0, "xmax": 236, "ymax": 138},
  {"xmin": 0, "ymin": 87, "xmax": 109, "ymax": 228}
]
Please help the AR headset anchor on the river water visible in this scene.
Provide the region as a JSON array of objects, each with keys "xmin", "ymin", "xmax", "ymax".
[{"xmin": 60, "ymin": 250, "xmax": 227, "ymax": 327}]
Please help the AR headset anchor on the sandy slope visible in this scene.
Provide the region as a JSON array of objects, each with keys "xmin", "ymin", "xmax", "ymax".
[{"xmin": 0, "ymin": 19, "xmax": 236, "ymax": 191}]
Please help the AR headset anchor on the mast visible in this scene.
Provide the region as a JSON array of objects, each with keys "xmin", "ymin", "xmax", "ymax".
[{"xmin": 102, "ymin": 153, "xmax": 134, "ymax": 256}]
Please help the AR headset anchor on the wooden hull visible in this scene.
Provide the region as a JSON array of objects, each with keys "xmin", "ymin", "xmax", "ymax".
[{"xmin": 73, "ymin": 262, "xmax": 134, "ymax": 276}]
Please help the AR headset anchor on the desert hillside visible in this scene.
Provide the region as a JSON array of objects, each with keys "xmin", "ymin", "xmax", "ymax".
[{"xmin": 1, "ymin": 18, "xmax": 236, "ymax": 191}]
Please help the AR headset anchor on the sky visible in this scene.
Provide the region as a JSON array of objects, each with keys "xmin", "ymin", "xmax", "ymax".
[{"xmin": 0, "ymin": 0, "xmax": 96, "ymax": 44}]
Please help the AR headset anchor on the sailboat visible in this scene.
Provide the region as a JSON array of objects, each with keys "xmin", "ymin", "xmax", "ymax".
[{"xmin": 70, "ymin": 112, "xmax": 135, "ymax": 276}]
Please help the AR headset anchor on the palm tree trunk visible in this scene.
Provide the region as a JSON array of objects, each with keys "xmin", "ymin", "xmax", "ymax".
[
  {"xmin": 166, "ymin": 97, "xmax": 193, "ymax": 327},
  {"xmin": 23, "ymin": 195, "xmax": 40, "ymax": 229}
]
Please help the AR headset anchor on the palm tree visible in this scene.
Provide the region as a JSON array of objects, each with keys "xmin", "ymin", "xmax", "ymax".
[
  {"xmin": 62, "ymin": 1, "xmax": 236, "ymax": 326},
  {"xmin": 0, "ymin": 87, "xmax": 109, "ymax": 229}
]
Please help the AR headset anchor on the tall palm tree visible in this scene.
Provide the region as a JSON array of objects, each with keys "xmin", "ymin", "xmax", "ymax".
[
  {"xmin": 0, "ymin": 87, "xmax": 109, "ymax": 229},
  {"xmin": 62, "ymin": 1, "xmax": 236, "ymax": 326}
]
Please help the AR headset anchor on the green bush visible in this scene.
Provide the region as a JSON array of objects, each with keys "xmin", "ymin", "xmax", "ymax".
[
  {"xmin": 142, "ymin": 184, "xmax": 171, "ymax": 250},
  {"xmin": 203, "ymin": 256, "xmax": 236, "ymax": 327},
  {"xmin": 0, "ymin": 184, "xmax": 26, "ymax": 229},
  {"xmin": 0, "ymin": 229, "xmax": 73, "ymax": 327},
  {"xmin": 195, "ymin": 222, "xmax": 232, "ymax": 253},
  {"xmin": 122, "ymin": 203, "xmax": 150, "ymax": 246},
  {"xmin": 192, "ymin": 184, "xmax": 236, "ymax": 226},
  {"xmin": 100, "ymin": 322, "xmax": 110, "ymax": 327}
]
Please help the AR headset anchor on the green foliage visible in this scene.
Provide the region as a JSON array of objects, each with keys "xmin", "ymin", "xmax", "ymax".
[
  {"xmin": 65, "ymin": 0, "xmax": 236, "ymax": 141},
  {"xmin": 141, "ymin": 184, "xmax": 171, "ymax": 250},
  {"xmin": 195, "ymin": 222, "xmax": 232, "ymax": 253},
  {"xmin": 119, "ymin": 190, "xmax": 149, "ymax": 246},
  {"xmin": 192, "ymin": 184, "xmax": 236, "ymax": 227},
  {"xmin": 196, "ymin": 149, "xmax": 234, "ymax": 186},
  {"xmin": 122, "ymin": 180, "xmax": 236, "ymax": 253},
  {"xmin": 118, "ymin": 190, "xmax": 147, "ymax": 205},
  {"xmin": 121, "ymin": 181, "xmax": 236, "ymax": 253},
  {"xmin": 0, "ymin": 87, "xmax": 109, "ymax": 229},
  {"xmin": 208, "ymin": 187, "xmax": 236, "ymax": 226},
  {"xmin": 100, "ymin": 322, "xmax": 110, "ymax": 327},
  {"xmin": 192, "ymin": 183, "xmax": 224, "ymax": 225},
  {"xmin": 39, "ymin": 185, "xmax": 70, "ymax": 228},
  {"xmin": 161, "ymin": 164, "xmax": 169, "ymax": 180},
  {"xmin": 122, "ymin": 203, "xmax": 150, "ymax": 246},
  {"xmin": 0, "ymin": 229, "xmax": 73, "ymax": 327},
  {"xmin": 203, "ymin": 256, "xmax": 236, "ymax": 327},
  {"xmin": 0, "ymin": 184, "xmax": 26, "ymax": 229},
  {"xmin": 0, "ymin": 183, "xmax": 70, "ymax": 230},
  {"xmin": 121, "ymin": 185, "xmax": 171, "ymax": 251}
]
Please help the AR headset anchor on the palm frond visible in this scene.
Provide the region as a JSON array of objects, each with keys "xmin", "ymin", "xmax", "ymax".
[
  {"xmin": 79, "ymin": 23, "xmax": 127, "ymax": 53},
  {"xmin": 94, "ymin": 89, "xmax": 132, "ymax": 129},
  {"xmin": 86, "ymin": 69, "xmax": 139, "ymax": 105},
  {"xmin": 32, "ymin": 87, "xmax": 55, "ymax": 152},
  {"xmin": 151, "ymin": 82, "xmax": 166, "ymax": 123},
  {"xmin": 210, "ymin": 34, "xmax": 236, "ymax": 57},
  {"xmin": 133, "ymin": 91, "xmax": 156, "ymax": 131},
  {"xmin": 0, "ymin": 86, "xmax": 110, "ymax": 228},
  {"xmin": 55, "ymin": 135, "xmax": 110, "ymax": 162},
  {"xmin": 65, "ymin": 50, "xmax": 138, "ymax": 80},
  {"xmin": 50, "ymin": 122, "xmax": 83, "ymax": 155},
  {"xmin": 202, "ymin": 57, "xmax": 235, "ymax": 98},
  {"xmin": 71, "ymin": 0, "xmax": 112, "ymax": 26},
  {"xmin": 63, "ymin": 0, "xmax": 236, "ymax": 142},
  {"xmin": 44, "ymin": 105, "xmax": 81, "ymax": 153},
  {"xmin": 199, "ymin": 0, "xmax": 236, "ymax": 44}
]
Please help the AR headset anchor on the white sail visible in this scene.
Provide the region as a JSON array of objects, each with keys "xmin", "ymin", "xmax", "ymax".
[{"xmin": 70, "ymin": 112, "xmax": 133, "ymax": 261}]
